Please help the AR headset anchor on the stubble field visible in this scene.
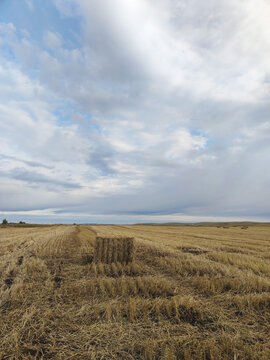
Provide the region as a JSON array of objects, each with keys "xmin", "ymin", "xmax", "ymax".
[{"xmin": 0, "ymin": 223, "xmax": 270, "ymax": 359}]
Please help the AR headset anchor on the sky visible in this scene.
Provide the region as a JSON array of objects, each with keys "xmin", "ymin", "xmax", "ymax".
[{"xmin": 0, "ymin": 0, "xmax": 270, "ymax": 224}]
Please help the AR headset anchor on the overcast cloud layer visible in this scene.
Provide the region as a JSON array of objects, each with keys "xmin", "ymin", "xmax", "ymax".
[{"xmin": 0, "ymin": 0, "xmax": 270, "ymax": 223}]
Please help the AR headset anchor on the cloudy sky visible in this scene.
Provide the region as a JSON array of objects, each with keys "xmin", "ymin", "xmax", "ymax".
[{"xmin": 0, "ymin": 0, "xmax": 270, "ymax": 224}]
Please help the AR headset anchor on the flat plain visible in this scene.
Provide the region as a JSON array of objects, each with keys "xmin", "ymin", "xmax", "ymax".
[{"xmin": 0, "ymin": 223, "xmax": 270, "ymax": 359}]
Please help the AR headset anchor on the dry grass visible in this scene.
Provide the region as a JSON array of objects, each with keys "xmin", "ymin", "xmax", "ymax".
[{"xmin": 0, "ymin": 224, "xmax": 270, "ymax": 359}]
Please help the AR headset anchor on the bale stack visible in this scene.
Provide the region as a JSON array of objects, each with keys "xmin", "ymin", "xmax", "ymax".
[{"xmin": 94, "ymin": 237, "xmax": 135, "ymax": 264}]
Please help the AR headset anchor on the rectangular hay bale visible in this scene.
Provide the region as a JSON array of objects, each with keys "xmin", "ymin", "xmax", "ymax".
[{"xmin": 93, "ymin": 237, "xmax": 135, "ymax": 264}]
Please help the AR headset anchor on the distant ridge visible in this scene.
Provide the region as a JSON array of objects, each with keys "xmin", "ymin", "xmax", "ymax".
[{"xmin": 134, "ymin": 221, "xmax": 270, "ymax": 227}]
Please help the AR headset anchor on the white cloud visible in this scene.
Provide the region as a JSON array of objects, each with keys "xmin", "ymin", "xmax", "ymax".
[
  {"xmin": 0, "ymin": 0, "xmax": 270, "ymax": 221},
  {"xmin": 44, "ymin": 31, "xmax": 63, "ymax": 49},
  {"xmin": 25, "ymin": 0, "xmax": 34, "ymax": 11}
]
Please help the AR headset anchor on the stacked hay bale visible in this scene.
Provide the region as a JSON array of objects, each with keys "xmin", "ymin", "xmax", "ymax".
[{"xmin": 94, "ymin": 237, "xmax": 135, "ymax": 264}]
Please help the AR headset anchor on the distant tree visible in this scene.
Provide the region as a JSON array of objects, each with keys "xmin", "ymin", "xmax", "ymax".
[
  {"xmin": 19, "ymin": 221, "xmax": 26, "ymax": 224},
  {"xmin": 2, "ymin": 219, "xmax": 8, "ymax": 225}
]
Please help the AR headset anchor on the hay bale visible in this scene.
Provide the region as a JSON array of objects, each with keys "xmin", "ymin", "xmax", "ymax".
[{"xmin": 94, "ymin": 237, "xmax": 135, "ymax": 264}]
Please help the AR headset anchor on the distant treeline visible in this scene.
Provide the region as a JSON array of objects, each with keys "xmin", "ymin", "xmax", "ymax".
[{"xmin": 0, "ymin": 221, "xmax": 52, "ymax": 228}]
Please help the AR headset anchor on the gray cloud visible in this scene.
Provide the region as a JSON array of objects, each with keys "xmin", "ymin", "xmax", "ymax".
[
  {"xmin": 0, "ymin": 168, "xmax": 81, "ymax": 189},
  {"xmin": 0, "ymin": 154, "xmax": 53, "ymax": 169}
]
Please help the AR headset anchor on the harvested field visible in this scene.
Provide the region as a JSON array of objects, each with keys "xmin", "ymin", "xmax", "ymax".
[{"xmin": 0, "ymin": 224, "xmax": 270, "ymax": 359}]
